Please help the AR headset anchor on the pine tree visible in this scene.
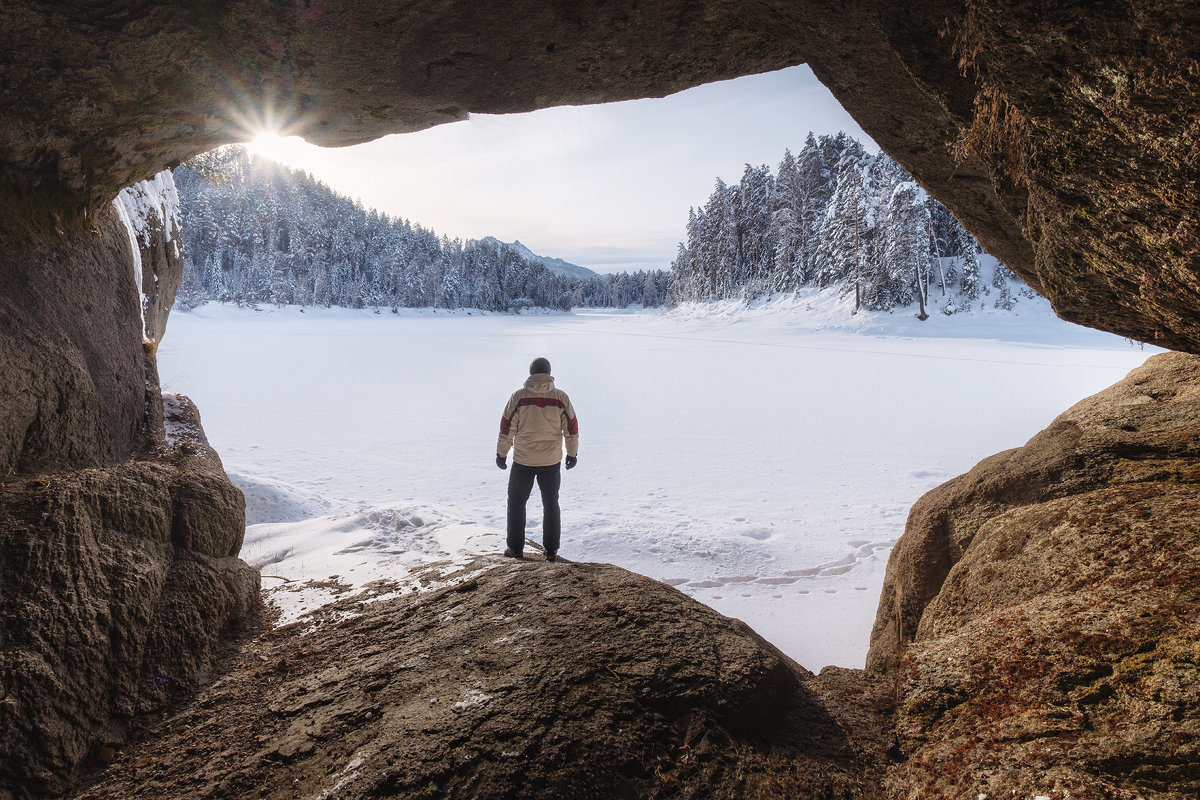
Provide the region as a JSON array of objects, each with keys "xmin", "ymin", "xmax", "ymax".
[
  {"xmin": 814, "ymin": 140, "xmax": 869, "ymax": 298},
  {"xmin": 880, "ymin": 180, "xmax": 932, "ymax": 319},
  {"xmin": 659, "ymin": 132, "xmax": 1026, "ymax": 315}
]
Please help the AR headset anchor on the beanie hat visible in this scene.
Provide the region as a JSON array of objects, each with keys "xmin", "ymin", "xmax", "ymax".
[{"xmin": 530, "ymin": 357, "xmax": 551, "ymax": 375}]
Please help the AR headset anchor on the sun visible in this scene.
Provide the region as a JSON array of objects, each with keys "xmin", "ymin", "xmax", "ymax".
[{"xmin": 246, "ymin": 132, "xmax": 311, "ymax": 165}]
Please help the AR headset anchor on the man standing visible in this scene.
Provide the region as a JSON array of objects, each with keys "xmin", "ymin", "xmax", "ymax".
[{"xmin": 496, "ymin": 357, "xmax": 579, "ymax": 562}]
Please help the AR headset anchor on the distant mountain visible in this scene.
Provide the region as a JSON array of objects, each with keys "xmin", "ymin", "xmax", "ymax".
[{"xmin": 480, "ymin": 237, "xmax": 598, "ymax": 280}]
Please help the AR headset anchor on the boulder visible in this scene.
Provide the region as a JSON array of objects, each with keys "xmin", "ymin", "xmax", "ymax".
[
  {"xmin": 868, "ymin": 352, "xmax": 1200, "ymax": 797},
  {"xmin": 869, "ymin": 352, "xmax": 1200, "ymax": 673},
  {"xmin": 67, "ymin": 563, "xmax": 893, "ymax": 800},
  {"xmin": 0, "ymin": 394, "xmax": 259, "ymax": 800}
]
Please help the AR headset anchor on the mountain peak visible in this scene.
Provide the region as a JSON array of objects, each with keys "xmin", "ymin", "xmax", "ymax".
[{"xmin": 482, "ymin": 237, "xmax": 597, "ymax": 280}]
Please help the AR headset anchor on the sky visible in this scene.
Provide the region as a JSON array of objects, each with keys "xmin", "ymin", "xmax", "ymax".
[{"xmin": 246, "ymin": 64, "xmax": 877, "ymax": 274}]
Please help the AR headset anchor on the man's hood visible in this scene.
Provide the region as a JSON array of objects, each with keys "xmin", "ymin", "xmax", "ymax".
[{"xmin": 524, "ymin": 374, "xmax": 555, "ymax": 390}]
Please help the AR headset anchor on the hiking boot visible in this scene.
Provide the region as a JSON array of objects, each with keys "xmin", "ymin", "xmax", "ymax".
[
  {"xmin": 503, "ymin": 547, "xmax": 524, "ymax": 559},
  {"xmin": 545, "ymin": 551, "xmax": 557, "ymax": 563}
]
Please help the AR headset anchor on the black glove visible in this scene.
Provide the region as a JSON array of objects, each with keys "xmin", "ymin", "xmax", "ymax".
[
  {"xmin": 565, "ymin": 455, "xmax": 577, "ymax": 470},
  {"xmin": 496, "ymin": 454, "xmax": 507, "ymax": 470}
]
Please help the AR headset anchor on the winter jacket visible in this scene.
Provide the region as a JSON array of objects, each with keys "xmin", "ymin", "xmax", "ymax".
[{"xmin": 497, "ymin": 374, "xmax": 579, "ymax": 467}]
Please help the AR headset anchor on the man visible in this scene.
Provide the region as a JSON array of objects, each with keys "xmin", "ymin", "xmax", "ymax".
[{"xmin": 496, "ymin": 357, "xmax": 579, "ymax": 562}]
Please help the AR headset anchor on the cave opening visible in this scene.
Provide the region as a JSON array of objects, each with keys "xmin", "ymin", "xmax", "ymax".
[{"xmin": 150, "ymin": 66, "xmax": 1154, "ymax": 673}]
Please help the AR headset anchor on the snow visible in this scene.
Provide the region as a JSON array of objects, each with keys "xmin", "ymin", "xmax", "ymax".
[
  {"xmin": 452, "ymin": 688, "xmax": 495, "ymax": 711},
  {"xmin": 115, "ymin": 170, "xmax": 182, "ymax": 249},
  {"xmin": 157, "ymin": 300, "xmax": 1156, "ymax": 670},
  {"xmin": 161, "ymin": 392, "xmax": 191, "ymax": 446},
  {"xmin": 112, "ymin": 170, "xmax": 182, "ymax": 342},
  {"xmin": 242, "ymin": 504, "xmax": 502, "ymax": 627}
]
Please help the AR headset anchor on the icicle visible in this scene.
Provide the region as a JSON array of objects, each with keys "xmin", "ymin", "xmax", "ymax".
[{"xmin": 111, "ymin": 190, "xmax": 150, "ymax": 343}]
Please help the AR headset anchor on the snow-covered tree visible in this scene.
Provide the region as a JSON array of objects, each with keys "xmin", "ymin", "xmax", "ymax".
[
  {"xmin": 174, "ymin": 146, "xmax": 667, "ymax": 312},
  {"xmin": 666, "ymin": 132, "xmax": 1028, "ymax": 316}
]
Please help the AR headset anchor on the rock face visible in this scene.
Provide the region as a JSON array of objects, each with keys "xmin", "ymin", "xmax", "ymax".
[
  {"xmin": 68, "ymin": 562, "xmax": 894, "ymax": 800},
  {"xmin": 868, "ymin": 352, "xmax": 1200, "ymax": 797},
  {"xmin": 0, "ymin": 172, "xmax": 258, "ymax": 799},
  {"xmin": 0, "ymin": 172, "xmax": 181, "ymax": 480},
  {"xmin": 0, "ymin": 394, "xmax": 260, "ymax": 800},
  {"xmin": 0, "ymin": 207, "xmax": 147, "ymax": 478}
]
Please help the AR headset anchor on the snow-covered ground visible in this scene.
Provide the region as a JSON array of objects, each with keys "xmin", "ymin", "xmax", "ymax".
[{"xmin": 157, "ymin": 297, "xmax": 1156, "ymax": 670}]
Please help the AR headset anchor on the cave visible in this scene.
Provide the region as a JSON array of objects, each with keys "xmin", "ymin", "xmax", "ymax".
[{"xmin": 2, "ymin": 2, "xmax": 1198, "ymax": 798}]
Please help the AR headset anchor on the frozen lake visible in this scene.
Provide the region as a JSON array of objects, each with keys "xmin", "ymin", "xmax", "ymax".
[{"xmin": 158, "ymin": 301, "xmax": 1153, "ymax": 670}]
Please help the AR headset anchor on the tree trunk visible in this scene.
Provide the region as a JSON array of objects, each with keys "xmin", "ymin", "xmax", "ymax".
[
  {"xmin": 927, "ymin": 207, "xmax": 946, "ymax": 296},
  {"xmin": 853, "ymin": 195, "xmax": 861, "ymax": 313},
  {"xmin": 915, "ymin": 262, "xmax": 929, "ymax": 320}
]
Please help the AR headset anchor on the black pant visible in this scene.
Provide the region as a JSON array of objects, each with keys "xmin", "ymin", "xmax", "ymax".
[{"xmin": 507, "ymin": 461, "xmax": 561, "ymax": 554}]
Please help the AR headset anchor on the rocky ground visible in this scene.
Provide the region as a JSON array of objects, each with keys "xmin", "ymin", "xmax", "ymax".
[{"xmin": 67, "ymin": 559, "xmax": 894, "ymax": 800}]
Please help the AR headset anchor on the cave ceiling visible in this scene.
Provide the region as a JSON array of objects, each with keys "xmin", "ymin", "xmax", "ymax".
[{"xmin": 1, "ymin": 0, "xmax": 1197, "ymax": 350}]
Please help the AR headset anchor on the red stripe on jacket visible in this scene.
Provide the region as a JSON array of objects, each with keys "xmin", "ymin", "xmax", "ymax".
[
  {"xmin": 517, "ymin": 397, "xmax": 565, "ymax": 409},
  {"xmin": 502, "ymin": 397, "xmax": 575, "ymax": 436}
]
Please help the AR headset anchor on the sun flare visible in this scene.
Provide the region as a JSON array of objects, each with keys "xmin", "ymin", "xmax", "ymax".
[{"xmin": 245, "ymin": 132, "xmax": 310, "ymax": 166}]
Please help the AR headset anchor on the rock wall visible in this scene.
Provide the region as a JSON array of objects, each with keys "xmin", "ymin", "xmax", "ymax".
[
  {"xmin": 0, "ymin": 172, "xmax": 182, "ymax": 480},
  {"xmin": 868, "ymin": 352, "xmax": 1200, "ymax": 797},
  {"xmin": 0, "ymin": 172, "xmax": 258, "ymax": 799},
  {"xmin": 0, "ymin": 208, "xmax": 146, "ymax": 478}
]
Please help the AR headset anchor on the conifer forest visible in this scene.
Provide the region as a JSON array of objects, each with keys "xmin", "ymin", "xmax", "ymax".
[
  {"xmin": 175, "ymin": 136, "xmax": 1028, "ymax": 315},
  {"xmin": 667, "ymin": 133, "xmax": 1029, "ymax": 315}
]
